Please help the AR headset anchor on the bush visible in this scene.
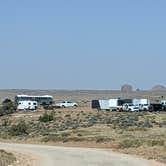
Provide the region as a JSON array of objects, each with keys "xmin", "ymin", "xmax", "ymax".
[
  {"xmin": 0, "ymin": 99, "xmax": 16, "ymax": 116},
  {"xmin": 147, "ymin": 139, "xmax": 165, "ymax": 147},
  {"xmin": 39, "ymin": 111, "xmax": 54, "ymax": 122},
  {"xmin": 1, "ymin": 118, "xmax": 11, "ymax": 127},
  {"xmin": 95, "ymin": 136, "xmax": 112, "ymax": 143},
  {"xmin": 10, "ymin": 120, "xmax": 29, "ymax": 136},
  {"xmin": 119, "ymin": 139, "xmax": 142, "ymax": 148}
]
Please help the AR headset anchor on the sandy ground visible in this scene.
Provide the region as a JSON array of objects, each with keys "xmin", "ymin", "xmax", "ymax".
[{"xmin": 0, "ymin": 143, "xmax": 164, "ymax": 166}]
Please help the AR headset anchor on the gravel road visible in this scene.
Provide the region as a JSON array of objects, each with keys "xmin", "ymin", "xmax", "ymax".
[{"xmin": 0, "ymin": 143, "xmax": 163, "ymax": 166}]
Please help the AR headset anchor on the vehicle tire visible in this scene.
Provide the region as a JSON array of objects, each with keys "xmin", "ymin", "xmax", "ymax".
[
  {"xmin": 62, "ymin": 105, "xmax": 65, "ymax": 108},
  {"xmin": 73, "ymin": 104, "xmax": 78, "ymax": 108}
]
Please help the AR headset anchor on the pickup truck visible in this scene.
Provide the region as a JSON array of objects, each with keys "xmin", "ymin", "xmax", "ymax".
[
  {"xmin": 122, "ymin": 103, "xmax": 140, "ymax": 112},
  {"xmin": 55, "ymin": 101, "xmax": 78, "ymax": 108}
]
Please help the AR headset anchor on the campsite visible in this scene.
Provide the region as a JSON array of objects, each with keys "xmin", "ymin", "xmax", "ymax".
[{"xmin": 0, "ymin": 89, "xmax": 165, "ymax": 165}]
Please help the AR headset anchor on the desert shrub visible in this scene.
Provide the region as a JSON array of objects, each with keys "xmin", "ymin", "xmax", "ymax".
[
  {"xmin": 147, "ymin": 139, "xmax": 165, "ymax": 147},
  {"xmin": 119, "ymin": 139, "xmax": 142, "ymax": 148},
  {"xmin": 0, "ymin": 99, "xmax": 16, "ymax": 116},
  {"xmin": 159, "ymin": 121, "xmax": 166, "ymax": 128},
  {"xmin": 65, "ymin": 114, "xmax": 71, "ymax": 118},
  {"xmin": 1, "ymin": 118, "xmax": 11, "ymax": 127},
  {"xmin": 61, "ymin": 132, "xmax": 71, "ymax": 137},
  {"xmin": 95, "ymin": 136, "xmax": 112, "ymax": 143},
  {"xmin": 143, "ymin": 120, "xmax": 153, "ymax": 128},
  {"xmin": 42, "ymin": 134, "xmax": 61, "ymax": 142},
  {"xmin": 39, "ymin": 111, "xmax": 54, "ymax": 122},
  {"xmin": 60, "ymin": 137, "xmax": 86, "ymax": 143},
  {"xmin": 10, "ymin": 120, "xmax": 29, "ymax": 136},
  {"xmin": 127, "ymin": 126, "xmax": 147, "ymax": 131}
]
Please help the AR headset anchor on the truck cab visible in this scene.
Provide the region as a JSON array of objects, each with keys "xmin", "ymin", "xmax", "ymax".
[{"xmin": 55, "ymin": 101, "xmax": 78, "ymax": 108}]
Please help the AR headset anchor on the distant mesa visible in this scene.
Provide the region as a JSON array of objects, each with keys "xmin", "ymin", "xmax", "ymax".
[
  {"xmin": 151, "ymin": 85, "xmax": 166, "ymax": 91},
  {"xmin": 136, "ymin": 88, "xmax": 141, "ymax": 92},
  {"xmin": 121, "ymin": 84, "xmax": 133, "ymax": 92}
]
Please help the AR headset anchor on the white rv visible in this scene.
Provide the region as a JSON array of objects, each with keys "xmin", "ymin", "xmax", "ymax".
[{"xmin": 17, "ymin": 101, "xmax": 38, "ymax": 110}]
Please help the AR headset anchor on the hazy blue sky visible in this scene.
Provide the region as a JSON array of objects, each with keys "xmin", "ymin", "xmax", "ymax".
[{"xmin": 0, "ymin": 0, "xmax": 166, "ymax": 90}]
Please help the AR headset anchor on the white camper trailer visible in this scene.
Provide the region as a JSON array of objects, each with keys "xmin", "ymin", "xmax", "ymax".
[
  {"xmin": 91, "ymin": 99, "xmax": 110, "ymax": 110},
  {"xmin": 91, "ymin": 98, "xmax": 123, "ymax": 111},
  {"xmin": 108, "ymin": 99, "xmax": 124, "ymax": 111},
  {"xmin": 132, "ymin": 99, "xmax": 150, "ymax": 105},
  {"xmin": 17, "ymin": 101, "xmax": 38, "ymax": 110}
]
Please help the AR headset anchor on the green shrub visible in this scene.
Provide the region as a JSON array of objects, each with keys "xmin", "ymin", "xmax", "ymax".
[
  {"xmin": 10, "ymin": 120, "xmax": 29, "ymax": 136},
  {"xmin": 95, "ymin": 136, "xmax": 112, "ymax": 143},
  {"xmin": 119, "ymin": 139, "xmax": 142, "ymax": 148},
  {"xmin": 147, "ymin": 139, "xmax": 165, "ymax": 147},
  {"xmin": 1, "ymin": 118, "xmax": 11, "ymax": 127},
  {"xmin": 39, "ymin": 111, "xmax": 54, "ymax": 122},
  {"xmin": 0, "ymin": 99, "xmax": 16, "ymax": 116},
  {"xmin": 61, "ymin": 132, "xmax": 71, "ymax": 137}
]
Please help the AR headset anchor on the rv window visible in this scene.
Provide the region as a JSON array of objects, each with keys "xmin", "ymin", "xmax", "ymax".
[
  {"xmin": 33, "ymin": 103, "xmax": 37, "ymax": 105},
  {"xmin": 28, "ymin": 103, "xmax": 31, "ymax": 105}
]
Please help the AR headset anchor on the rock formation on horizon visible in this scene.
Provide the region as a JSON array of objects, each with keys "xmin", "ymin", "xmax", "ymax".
[
  {"xmin": 121, "ymin": 84, "xmax": 133, "ymax": 92},
  {"xmin": 151, "ymin": 85, "xmax": 166, "ymax": 91}
]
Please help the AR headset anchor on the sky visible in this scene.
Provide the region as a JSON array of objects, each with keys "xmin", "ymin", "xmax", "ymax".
[{"xmin": 0, "ymin": 0, "xmax": 166, "ymax": 90}]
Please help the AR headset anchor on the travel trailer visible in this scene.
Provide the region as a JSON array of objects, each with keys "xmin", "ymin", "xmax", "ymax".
[
  {"xmin": 91, "ymin": 98, "xmax": 124, "ymax": 111},
  {"xmin": 17, "ymin": 100, "xmax": 38, "ymax": 110}
]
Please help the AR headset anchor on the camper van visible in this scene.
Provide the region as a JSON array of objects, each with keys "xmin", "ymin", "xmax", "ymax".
[{"xmin": 17, "ymin": 101, "xmax": 38, "ymax": 110}]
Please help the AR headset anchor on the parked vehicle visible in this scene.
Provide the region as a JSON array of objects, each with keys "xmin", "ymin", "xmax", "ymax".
[
  {"xmin": 17, "ymin": 100, "xmax": 38, "ymax": 110},
  {"xmin": 139, "ymin": 104, "xmax": 151, "ymax": 111},
  {"xmin": 15, "ymin": 95, "xmax": 54, "ymax": 106},
  {"xmin": 91, "ymin": 99, "xmax": 124, "ymax": 111},
  {"xmin": 122, "ymin": 98, "xmax": 150, "ymax": 111},
  {"xmin": 55, "ymin": 101, "xmax": 78, "ymax": 108},
  {"xmin": 122, "ymin": 103, "xmax": 140, "ymax": 112},
  {"xmin": 160, "ymin": 100, "xmax": 166, "ymax": 110},
  {"xmin": 149, "ymin": 104, "xmax": 163, "ymax": 111},
  {"xmin": 108, "ymin": 99, "xmax": 124, "ymax": 111},
  {"xmin": 91, "ymin": 99, "xmax": 110, "ymax": 110}
]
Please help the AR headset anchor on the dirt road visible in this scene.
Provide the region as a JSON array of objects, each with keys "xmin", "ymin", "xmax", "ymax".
[{"xmin": 0, "ymin": 143, "xmax": 163, "ymax": 166}]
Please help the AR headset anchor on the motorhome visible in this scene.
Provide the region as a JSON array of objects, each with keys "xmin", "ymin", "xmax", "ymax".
[{"xmin": 17, "ymin": 101, "xmax": 38, "ymax": 110}]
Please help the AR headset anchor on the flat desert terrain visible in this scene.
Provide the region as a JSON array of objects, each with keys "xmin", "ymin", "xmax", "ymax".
[{"xmin": 0, "ymin": 89, "xmax": 165, "ymax": 165}]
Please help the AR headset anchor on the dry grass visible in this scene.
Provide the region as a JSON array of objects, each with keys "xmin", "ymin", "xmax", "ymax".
[
  {"xmin": 0, "ymin": 108, "xmax": 165, "ymax": 163},
  {"xmin": 0, "ymin": 149, "xmax": 16, "ymax": 166},
  {"xmin": 0, "ymin": 90, "xmax": 166, "ymax": 164}
]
